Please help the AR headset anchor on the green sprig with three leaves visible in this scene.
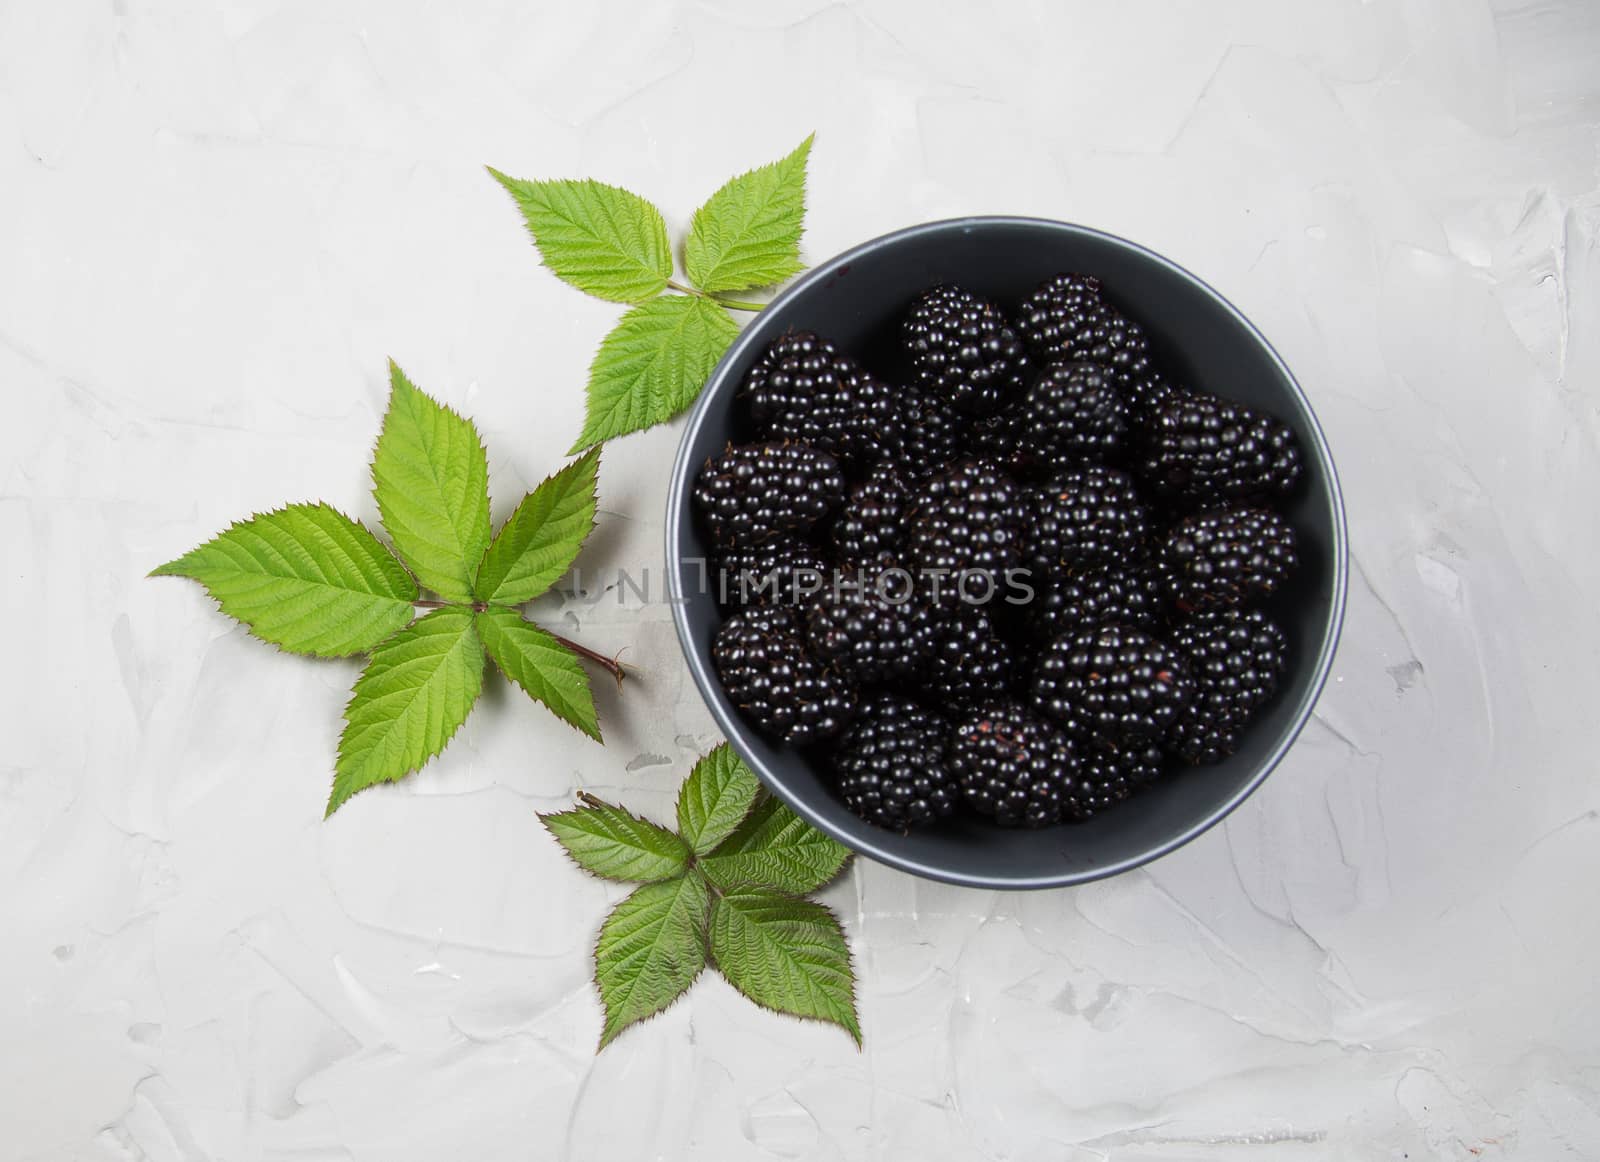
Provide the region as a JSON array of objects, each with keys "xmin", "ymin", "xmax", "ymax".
[
  {"xmin": 153, "ymin": 362, "xmax": 612, "ymax": 816},
  {"xmin": 488, "ymin": 134, "xmax": 812, "ymax": 450},
  {"xmin": 546, "ymin": 743, "xmax": 859, "ymax": 1048}
]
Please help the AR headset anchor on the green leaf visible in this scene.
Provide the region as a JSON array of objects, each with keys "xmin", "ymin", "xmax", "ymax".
[
  {"xmin": 684, "ymin": 135, "xmax": 813, "ymax": 293},
  {"xmin": 328, "ymin": 608, "xmax": 484, "ymax": 816},
  {"xmin": 698, "ymin": 796, "xmax": 851, "ymax": 894},
  {"xmin": 675, "ymin": 744, "xmax": 760, "ymax": 856},
  {"xmin": 475, "ymin": 607, "xmax": 600, "ymax": 741},
  {"xmin": 571, "ymin": 295, "xmax": 740, "ymax": 453},
  {"xmin": 151, "ymin": 503, "xmax": 417, "ymax": 657},
  {"xmin": 372, "ymin": 363, "xmax": 491, "ymax": 602},
  {"xmin": 709, "ymin": 890, "xmax": 859, "ymax": 1045},
  {"xmin": 542, "ymin": 802, "xmax": 687, "ymax": 883},
  {"xmin": 595, "ymin": 874, "xmax": 710, "ymax": 1048},
  {"xmin": 474, "ymin": 448, "xmax": 599, "ymax": 604},
  {"xmin": 485, "ymin": 170, "xmax": 671, "ymax": 304}
]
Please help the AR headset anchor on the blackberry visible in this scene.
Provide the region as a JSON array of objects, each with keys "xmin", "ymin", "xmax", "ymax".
[
  {"xmin": 1014, "ymin": 273, "xmax": 1156, "ymax": 387},
  {"xmin": 1015, "ymin": 361, "xmax": 1128, "ymax": 466},
  {"xmin": 915, "ymin": 607, "xmax": 1016, "ymax": 712},
  {"xmin": 1026, "ymin": 563, "xmax": 1164, "ymax": 639},
  {"xmin": 1167, "ymin": 608, "xmax": 1289, "ymax": 763},
  {"xmin": 899, "ymin": 386, "xmax": 967, "ymax": 483},
  {"xmin": 743, "ymin": 332, "xmax": 904, "ymax": 470},
  {"xmin": 948, "ymin": 702, "xmax": 1080, "ymax": 828},
  {"xmin": 831, "ymin": 463, "xmax": 909, "ymax": 564},
  {"xmin": 712, "ymin": 606, "xmax": 857, "ymax": 743},
  {"xmin": 693, "ymin": 442, "xmax": 846, "ymax": 549},
  {"xmin": 905, "ymin": 459, "xmax": 1028, "ymax": 601},
  {"xmin": 1157, "ymin": 507, "xmax": 1297, "ymax": 612},
  {"xmin": 964, "ymin": 400, "xmax": 1025, "ymax": 467},
  {"xmin": 1072, "ymin": 740, "xmax": 1166, "ymax": 819},
  {"xmin": 716, "ymin": 539, "xmax": 828, "ymax": 608},
  {"xmin": 902, "ymin": 284, "xmax": 1030, "ymax": 414},
  {"xmin": 1138, "ymin": 392, "xmax": 1303, "ymax": 504},
  {"xmin": 1022, "ymin": 465, "xmax": 1149, "ymax": 579},
  {"xmin": 832, "ymin": 694, "xmax": 957, "ymax": 830},
  {"xmin": 804, "ymin": 564, "xmax": 937, "ymax": 682},
  {"xmin": 1030, "ymin": 624, "xmax": 1193, "ymax": 745}
]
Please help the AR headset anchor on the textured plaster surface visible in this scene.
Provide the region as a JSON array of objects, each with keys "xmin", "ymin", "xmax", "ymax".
[{"xmin": 3, "ymin": 0, "xmax": 1599, "ymax": 1158}]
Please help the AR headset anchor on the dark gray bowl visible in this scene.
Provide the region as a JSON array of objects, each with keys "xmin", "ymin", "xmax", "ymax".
[{"xmin": 665, "ymin": 217, "xmax": 1347, "ymax": 890}]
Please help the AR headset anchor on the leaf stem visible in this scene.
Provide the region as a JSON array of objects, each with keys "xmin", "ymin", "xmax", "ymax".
[
  {"xmin": 413, "ymin": 600, "xmax": 626, "ymax": 684},
  {"xmin": 667, "ymin": 279, "xmax": 766, "ymax": 313},
  {"xmin": 551, "ymin": 633, "xmax": 629, "ymax": 686}
]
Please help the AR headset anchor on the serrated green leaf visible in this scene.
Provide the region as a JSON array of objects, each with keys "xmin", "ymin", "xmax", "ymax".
[
  {"xmin": 684, "ymin": 135, "xmax": 812, "ymax": 293},
  {"xmin": 698, "ymin": 796, "xmax": 851, "ymax": 894},
  {"xmin": 372, "ymin": 363, "xmax": 491, "ymax": 602},
  {"xmin": 595, "ymin": 874, "xmax": 710, "ymax": 1048},
  {"xmin": 571, "ymin": 295, "xmax": 740, "ymax": 453},
  {"xmin": 542, "ymin": 802, "xmax": 687, "ymax": 883},
  {"xmin": 152, "ymin": 503, "xmax": 417, "ymax": 657},
  {"xmin": 486, "ymin": 170, "xmax": 671, "ymax": 304},
  {"xmin": 709, "ymin": 890, "xmax": 859, "ymax": 1044},
  {"xmin": 676, "ymin": 744, "xmax": 761, "ymax": 856},
  {"xmin": 475, "ymin": 607, "xmax": 600, "ymax": 741},
  {"xmin": 474, "ymin": 448, "xmax": 599, "ymax": 604},
  {"xmin": 328, "ymin": 608, "xmax": 484, "ymax": 816}
]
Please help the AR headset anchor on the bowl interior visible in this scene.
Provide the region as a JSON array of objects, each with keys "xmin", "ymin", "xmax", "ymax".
[{"xmin": 667, "ymin": 218, "xmax": 1346, "ymax": 889}]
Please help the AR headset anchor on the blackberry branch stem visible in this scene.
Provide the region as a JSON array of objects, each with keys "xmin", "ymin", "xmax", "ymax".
[{"xmin": 667, "ymin": 279, "xmax": 766, "ymax": 313}]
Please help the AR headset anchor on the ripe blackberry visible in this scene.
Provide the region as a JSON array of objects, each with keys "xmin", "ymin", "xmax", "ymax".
[
  {"xmin": 716, "ymin": 539, "xmax": 828, "ymax": 607},
  {"xmin": 1030, "ymin": 624, "xmax": 1193, "ymax": 745},
  {"xmin": 713, "ymin": 606, "xmax": 857, "ymax": 744},
  {"xmin": 1026, "ymin": 563, "xmax": 1164, "ymax": 639},
  {"xmin": 1014, "ymin": 274, "xmax": 1156, "ymax": 386},
  {"xmin": 1022, "ymin": 465, "xmax": 1149, "ymax": 579},
  {"xmin": 905, "ymin": 459, "xmax": 1028, "ymax": 600},
  {"xmin": 1167, "ymin": 608, "xmax": 1289, "ymax": 763},
  {"xmin": 902, "ymin": 284, "xmax": 1030, "ymax": 414},
  {"xmin": 948, "ymin": 702, "xmax": 1080, "ymax": 828},
  {"xmin": 1015, "ymin": 361, "xmax": 1128, "ymax": 465},
  {"xmin": 742, "ymin": 331, "xmax": 904, "ymax": 470},
  {"xmin": 899, "ymin": 386, "xmax": 967, "ymax": 483},
  {"xmin": 832, "ymin": 694, "xmax": 957, "ymax": 830},
  {"xmin": 804, "ymin": 564, "xmax": 937, "ymax": 682},
  {"xmin": 1072, "ymin": 740, "xmax": 1166, "ymax": 819},
  {"xmin": 1158, "ymin": 507, "xmax": 1297, "ymax": 612},
  {"xmin": 831, "ymin": 463, "xmax": 909, "ymax": 563},
  {"xmin": 1138, "ymin": 392, "xmax": 1303, "ymax": 504},
  {"xmin": 693, "ymin": 442, "xmax": 846, "ymax": 549},
  {"xmin": 914, "ymin": 607, "xmax": 1016, "ymax": 712}
]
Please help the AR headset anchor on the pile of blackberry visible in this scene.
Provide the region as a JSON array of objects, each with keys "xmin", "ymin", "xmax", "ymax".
[{"xmin": 695, "ymin": 276, "xmax": 1304, "ymax": 834}]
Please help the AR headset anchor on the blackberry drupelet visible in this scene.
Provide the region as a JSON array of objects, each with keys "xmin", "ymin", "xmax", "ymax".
[
  {"xmin": 905, "ymin": 459, "xmax": 1028, "ymax": 601},
  {"xmin": 693, "ymin": 442, "xmax": 846, "ymax": 549},
  {"xmin": 832, "ymin": 694, "xmax": 957, "ymax": 830},
  {"xmin": 742, "ymin": 331, "xmax": 905, "ymax": 470},
  {"xmin": 1073, "ymin": 739, "xmax": 1166, "ymax": 819},
  {"xmin": 1167, "ymin": 607, "xmax": 1289, "ymax": 763},
  {"xmin": 716, "ymin": 539, "xmax": 828, "ymax": 607},
  {"xmin": 899, "ymin": 386, "xmax": 968, "ymax": 482},
  {"xmin": 1030, "ymin": 624, "xmax": 1193, "ymax": 745},
  {"xmin": 831, "ymin": 463, "xmax": 910, "ymax": 564},
  {"xmin": 1026, "ymin": 562, "xmax": 1165, "ymax": 640},
  {"xmin": 902, "ymin": 284, "xmax": 1030, "ymax": 414},
  {"xmin": 1139, "ymin": 391, "xmax": 1303, "ymax": 504},
  {"xmin": 915, "ymin": 607, "xmax": 1016, "ymax": 712},
  {"xmin": 1014, "ymin": 273, "xmax": 1156, "ymax": 384},
  {"xmin": 1022, "ymin": 465, "xmax": 1150, "ymax": 579},
  {"xmin": 1157, "ymin": 506, "xmax": 1298, "ymax": 612},
  {"xmin": 1015, "ymin": 361, "xmax": 1128, "ymax": 465},
  {"xmin": 948, "ymin": 702, "xmax": 1080, "ymax": 828},
  {"xmin": 712, "ymin": 606, "xmax": 857, "ymax": 743},
  {"xmin": 804, "ymin": 564, "xmax": 937, "ymax": 682}
]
